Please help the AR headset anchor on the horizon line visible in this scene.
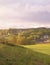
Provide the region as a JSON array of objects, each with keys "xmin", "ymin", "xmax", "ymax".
[{"xmin": 0, "ymin": 27, "xmax": 50, "ymax": 30}]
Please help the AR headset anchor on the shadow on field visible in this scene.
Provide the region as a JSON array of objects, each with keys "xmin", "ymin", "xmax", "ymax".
[{"xmin": 0, "ymin": 44, "xmax": 50, "ymax": 65}]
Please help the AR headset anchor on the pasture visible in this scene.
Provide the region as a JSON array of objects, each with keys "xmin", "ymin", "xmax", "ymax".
[{"xmin": 0, "ymin": 44, "xmax": 50, "ymax": 65}]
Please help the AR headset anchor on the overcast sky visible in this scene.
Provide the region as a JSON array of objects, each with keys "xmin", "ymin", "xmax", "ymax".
[{"xmin": 0, "ymin": 0, "xmax": 50, "ymax": 29}]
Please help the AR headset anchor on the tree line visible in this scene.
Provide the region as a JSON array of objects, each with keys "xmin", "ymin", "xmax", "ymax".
[{"xmin": 0, "ymin": 27, "xmax": 50, "ymax": 45}]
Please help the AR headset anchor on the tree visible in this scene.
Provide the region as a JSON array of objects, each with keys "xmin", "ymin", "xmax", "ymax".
[
  {"xmin": 6, "ymin": 34, "xmax": 16, "ymax": 45},
  {"xmin": 16, "ymin": 32, "xmax": 26, "ymax": 45}
]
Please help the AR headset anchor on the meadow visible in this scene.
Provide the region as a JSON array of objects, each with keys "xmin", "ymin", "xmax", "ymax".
[
  {"xmin": 23, "ymin": 44, "xmax": 50, "ymax": 55},
  {"xmin": 0, "ymin": 44, "xmax": 50, "ymax": 65}
]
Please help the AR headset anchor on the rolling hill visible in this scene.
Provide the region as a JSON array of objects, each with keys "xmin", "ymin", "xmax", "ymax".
[{"xmin": 0, "ymin": 44, "xmax": 50, "ymax": 65}]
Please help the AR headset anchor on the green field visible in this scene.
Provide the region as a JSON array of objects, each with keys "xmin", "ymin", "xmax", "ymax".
[
  {"xmin": 23, "ymin": 44, "xmax": 50, "ymax": 55},
  {"xmin": 0, "ymin": 44, "xmax": 50, "ymax": 65}
]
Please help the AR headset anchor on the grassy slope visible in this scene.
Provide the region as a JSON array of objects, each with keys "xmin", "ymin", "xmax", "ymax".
[
  {"xmin": 23, "ymin": 44, "xmax": 50, "ymax": 55},
  {"xmin": 0, "ymin": 44, "xmax": 50, "ymax": 65}
]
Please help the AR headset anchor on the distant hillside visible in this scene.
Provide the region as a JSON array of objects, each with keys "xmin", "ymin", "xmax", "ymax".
[{"xmin": 0, "ymin": 27, "xmax": 50, "ymax": 45}]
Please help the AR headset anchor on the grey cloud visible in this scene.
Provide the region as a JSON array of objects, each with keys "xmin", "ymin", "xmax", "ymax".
[
  {"xmin": 21, "ymin": 11, "xmax": 50, "ymax": 24},
  {"xmin": 0, "ymin": 0, "xmax": 50, "ymax": 5},
  {"xmin": 0, "ymin": 0, "xmax": 50, "ymax": 28}
]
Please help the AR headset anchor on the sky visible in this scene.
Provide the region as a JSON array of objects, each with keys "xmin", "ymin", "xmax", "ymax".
[{"xmin": 0, "ymin": 0, "xmax": 50, "ymax": 29}]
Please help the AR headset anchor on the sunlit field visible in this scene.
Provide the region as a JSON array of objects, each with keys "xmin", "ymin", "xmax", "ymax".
[{"xmin": 23, "ymin": 44, "xmax": 50, "ymax": 55}]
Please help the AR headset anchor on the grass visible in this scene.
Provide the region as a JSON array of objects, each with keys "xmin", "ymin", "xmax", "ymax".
[
  {"xmin": 0, "ymin": 44, "xmax": 50, "ymax": 65},
  {"xmin": 23, "ymin": 44, "xmax": 50, "ymax": 55}
]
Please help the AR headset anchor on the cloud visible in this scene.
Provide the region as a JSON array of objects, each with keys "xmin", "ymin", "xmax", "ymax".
[
  {"xmin": 0, "ymin": 0, "xmax": 50, "ymax": 28},
  {"xmin": 0, "ymin": 0, "xmax": 50, "ymax": 5}
]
